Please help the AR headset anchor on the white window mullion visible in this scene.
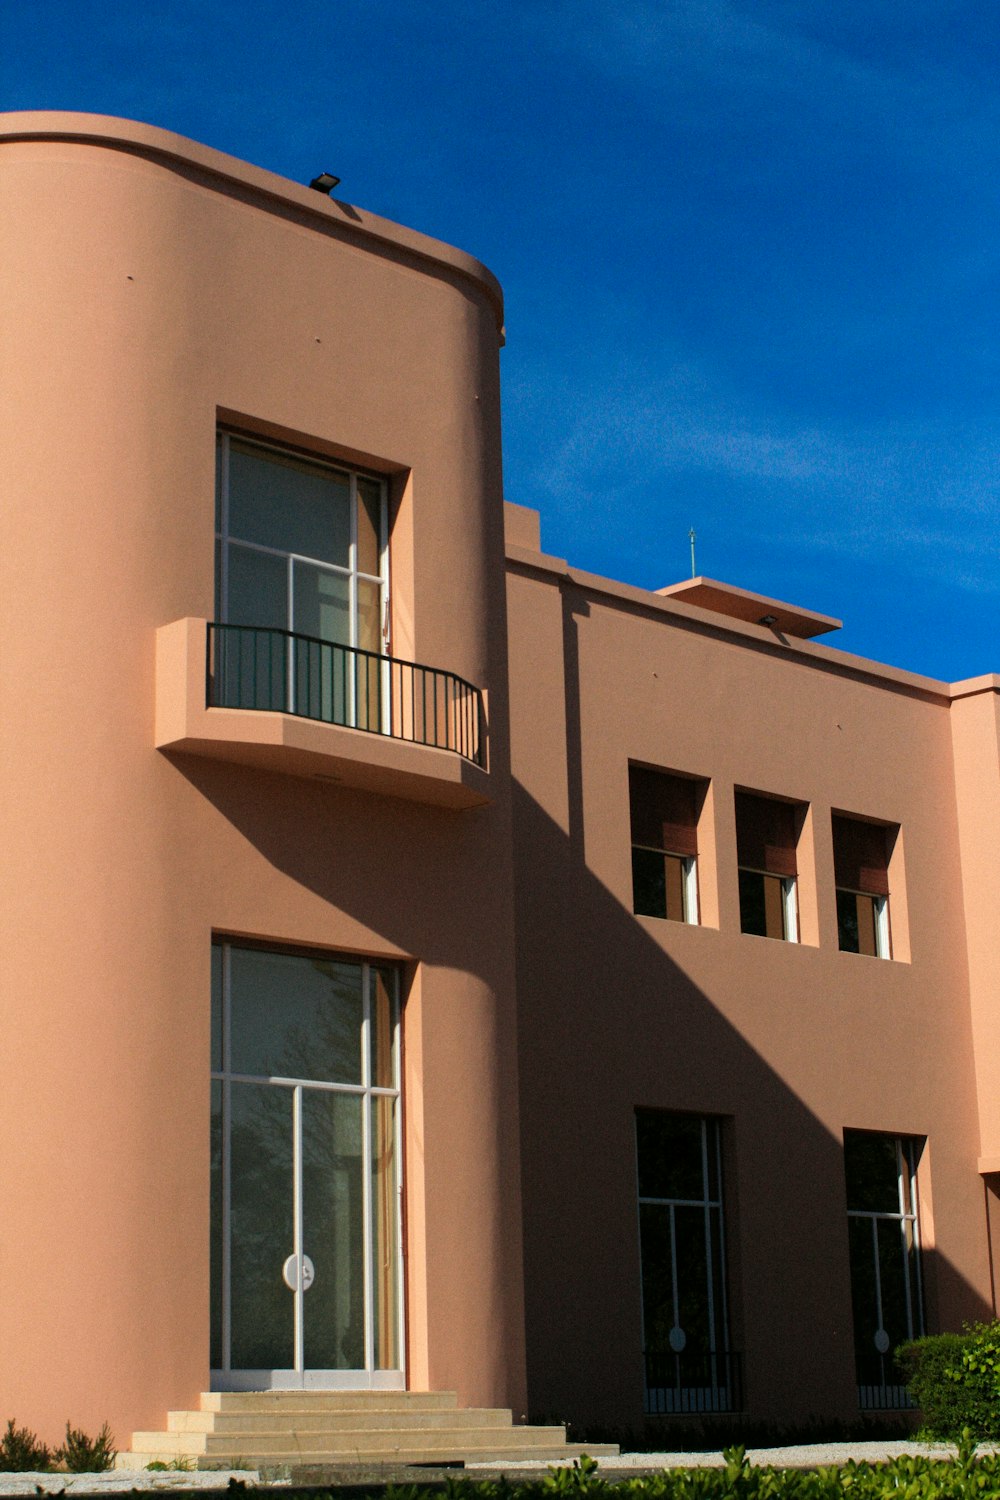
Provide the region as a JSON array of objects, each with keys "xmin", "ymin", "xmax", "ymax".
[
  {"xmin": 221, "ymin": 944, "xmax": 233, "ymax": 1376},
  {"xmin": 783, "ymin": 878, "xmax": 799, "ymax": 942},
  {"xmin": 700, "ymin": 1121, "xmax": 717, "ymax": 1357},
  {"xmin": 293, "ymin": 1085, "xmax": 304, "ymax": 1377},
  {"xmin": 220, "ymin": 434, "xmax": 230, "ymax": 623},
  {"xmin": 361, "ymin": 964, "xmax": 374, "ymax": 1374}
]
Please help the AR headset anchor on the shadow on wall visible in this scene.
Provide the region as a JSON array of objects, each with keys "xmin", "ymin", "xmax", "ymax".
[{"xmin": 506, "ymin": 585, "xmax": 991, "ymax": 1432}]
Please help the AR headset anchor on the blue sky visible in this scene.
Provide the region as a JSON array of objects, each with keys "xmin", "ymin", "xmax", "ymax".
[{"xmin": 4, "ymin": 0, "xmax": 998, "ymax": 680}]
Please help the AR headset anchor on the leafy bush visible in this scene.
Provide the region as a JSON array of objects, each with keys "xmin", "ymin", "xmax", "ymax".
[
  {"xmin": 899, "ymin": 1323, "xmax": 1000, "ymax": 1439},
  {"xmin": 54, "ymin": 1420, "xmax": 117, "ymax": 1472},
  {"xmin": 0, "ymin": 1419, "xmax": 52, "ymax": 1472},
  {"xmin": 376, "ymin": 1445, "xmax": 1000, "ymax": 1500}
]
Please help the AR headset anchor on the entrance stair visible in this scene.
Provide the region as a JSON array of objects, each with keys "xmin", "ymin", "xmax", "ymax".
[{"xmin": 119, "ymin": 1390, "xmax": 619, "ymax": 1468}]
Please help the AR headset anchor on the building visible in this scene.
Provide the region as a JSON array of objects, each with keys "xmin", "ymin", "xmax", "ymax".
[{"xmin": 1, "ymin": 112, "xmax": 998, "ymax": 1459}]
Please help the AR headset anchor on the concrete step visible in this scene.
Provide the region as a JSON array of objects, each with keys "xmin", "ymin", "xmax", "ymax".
[
  {"xmin": 131, "ymin": 1425, "xmax": 574, "ymax": 1457},
  {"xmin": 122, "ymin": 1443, "xmax": 621, "ymax": 1468},
  {"xmin": 200, "ymin": 1390, "xmax": 457, "ymax": 1413},
  {"xmin": 169, "ymin": 1407, "xmax": 515, "ymax": 1434},
  {"xmin": 121, "ymin": 1389, "xmax": 620, "ymax": 1470}
]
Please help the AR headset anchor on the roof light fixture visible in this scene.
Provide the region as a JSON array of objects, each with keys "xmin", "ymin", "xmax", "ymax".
[{"xmin": 309, "ymin": 172, "xmax": 341, "ymax": 195}]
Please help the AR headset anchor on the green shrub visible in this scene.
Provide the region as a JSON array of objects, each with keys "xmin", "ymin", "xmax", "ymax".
[
  {"xmin": 54, "ymin": 1420, "xmax": 117, "ymax": 1472},
  {"xmin": 899, "ymin": 1323, "xmax": 1000, "ymax": 1440},
  {"xmin": 0, "ymin": 1419, "xmax": 52, "ymax": 1472}
]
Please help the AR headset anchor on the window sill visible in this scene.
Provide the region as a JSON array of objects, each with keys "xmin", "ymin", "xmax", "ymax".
[{"xmin": 155, "ymin": 617, "xmax": 491, "ymax": 809}]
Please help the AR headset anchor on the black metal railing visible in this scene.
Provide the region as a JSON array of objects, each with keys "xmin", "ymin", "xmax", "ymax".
[
  {"xmin": 644, "ymin": 1350, "xmax": 744, "ymax": 1416},
  {"xmin": 207, "ymin": 623, "xmax": 485, "ymax": 767},
  {"xmin": 855, "ymin": 1352, "xmax": 914, "ymax": 1411}
]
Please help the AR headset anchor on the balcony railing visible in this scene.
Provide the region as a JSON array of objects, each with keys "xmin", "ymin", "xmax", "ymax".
[
  {"xmin": 644, "ymin": 1349, "xmax": 744, "ymax": 1416},
  {"xmin": 855, "ymin": 1352, "xmax": 914, "ymax": 1411},
  {"xmin": 207, "ymin": 623, "xmax": 485, "ymax": 767}
]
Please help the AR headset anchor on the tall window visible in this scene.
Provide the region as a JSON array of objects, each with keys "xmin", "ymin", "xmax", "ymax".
[
  {"xmin": 834, "ymin": 816, "xmax": 893, "ymax": 959},
  {"xmin": 630, "ymin": 767, "xmax": 703, "ymax": 923},
  {"xmin": 636, "ymin": 1112, "xmax": 739, "ymax": 1413},
  {"xmin": 736, "ymin": 791, "xmax": 801, "ymax": 942},
  {"xmin": 214, "ymin": 432, "xmax": 389, "ymax": 727},
  {"xmin": 210, "ymin": 941, "xmax": 403, "ymax": 1386},
  {"xmin": 844, "ymin": 1130, "xmax": 924, "ymax": 1409}
]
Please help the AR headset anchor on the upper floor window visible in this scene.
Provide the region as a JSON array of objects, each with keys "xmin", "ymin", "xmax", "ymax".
[
  {"xmin": 833, "ymin": 815, "xmax": 893, "ymax": 959},
  {"xmin": 215, "ymin": 431, "xmax": 389, "ymax": 657},
  {"xmin": 629, "ymin": 767, "xmax": 703, "ymax": 924},
  {"xmin": 735, "ymin": 791, "xmax": 801, "ymax": 942}
]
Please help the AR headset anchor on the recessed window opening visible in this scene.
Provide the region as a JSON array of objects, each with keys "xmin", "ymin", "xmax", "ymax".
[
  {"xmin": 844, "ymin": 1129, "xmax": 924, "ymax": 1411},
  {"xmin": 635, "ymin": 1111, "xmax": 741, "ymax": 1414},
  {"xmin": 736, "ymin": 791, "xmax": 801, "ymax": 942},
  {"xmin": 834, "ymin": 816, "xmax": 893, "ymax": 959},
  {"xmin": 214, "ymin": 431, "xmax": 390, "ymax": 730},
  {"xmin": 630, "ymin": 767, "xmax": 704, "ymax": 924},
  {"xmin": 210, "ymin": 939, "xmax": 404, "ymax": 1390}
]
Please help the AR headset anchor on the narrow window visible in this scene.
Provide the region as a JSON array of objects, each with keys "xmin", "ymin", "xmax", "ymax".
[
  {"xmin": 636, "ymin": 1111, "xmax": 740, "ymax": 1414},
  {"xmin": 844, "ymin": 1130, "xmax": 924, "ymax": 1410},
  {"xmin": 736, "ymin": 791, "xmax": 801, "ymax": 941},
  {"xmin": 630, "ymin": 767, "xmax": 703, "ymax": 924},
  {"xmin": 834, "ymin": 816, "xmax": 893, "ymax": 959}
]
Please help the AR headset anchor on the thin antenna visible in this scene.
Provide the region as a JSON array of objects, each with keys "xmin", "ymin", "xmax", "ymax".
[{"xmin": 688, "ymin": 526, "xmax": 697, "ymax": 578}]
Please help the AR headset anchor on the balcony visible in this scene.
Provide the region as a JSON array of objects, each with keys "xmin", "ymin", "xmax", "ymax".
[{"xmin": 155, "ymin": 618, "xmax": 490, "ymax": 808}]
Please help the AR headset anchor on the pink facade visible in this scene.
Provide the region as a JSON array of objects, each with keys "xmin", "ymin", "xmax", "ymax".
[{"xmin": 1, "ymin": 113, "xmax": 998, "ymax": 1446}]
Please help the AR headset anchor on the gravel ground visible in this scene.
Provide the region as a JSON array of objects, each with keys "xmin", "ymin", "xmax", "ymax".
[
  {"xmin": 467, "ymin": 1440, "xmax": 987, "ymax": 1472},
  {"xmin": 0, "ymin": 1444, "xmax": 994, "ymax": 1493},
  {"xmin": 0, "ymin": 1474, "xmax": 259, "ymax": 1495}
]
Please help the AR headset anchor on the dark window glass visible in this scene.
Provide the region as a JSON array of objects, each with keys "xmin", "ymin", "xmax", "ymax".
[
  {"xmin": 844, "ymin": 1131, "xmax": 900, "ymax": 1213},
  {"xmin": 739, "ymin": 869, "xmax": 767, "ymax": 936},
  {"xmin": 633, "ymin": 847, "xmax": 667, "ymax": 919},
  {"xmin": 637, "ymin": 1112, "xmax": 708, "ymax": 1202},
  {"xmin": 837, "ymin": 889, "xmax": 861, "ymax": 952}
]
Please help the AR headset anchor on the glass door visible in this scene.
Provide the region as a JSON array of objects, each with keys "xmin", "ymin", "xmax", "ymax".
[
  {"xmin": 210, "ymin": 942, "xmax": 403, "ymax": 1389},
  {"xmin": 214, "ymin": 432, "xmax": 389, "ymax": 731}
]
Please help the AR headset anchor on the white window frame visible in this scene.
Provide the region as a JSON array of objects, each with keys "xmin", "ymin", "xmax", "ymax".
[
  {"xmin": 782, "ymin": 876, "xmax": 799, "ymax": 943},
  {"xmin": 211, "ymin": 942, "xmax": 405, "ymax": 1391},
  {"xmin": 636, "ymin": 1114, "xmax": 733, "ymax": 1413},
  {"xmin": 215, "ymin": 429, "xmax": 389, "ymax": 657}
]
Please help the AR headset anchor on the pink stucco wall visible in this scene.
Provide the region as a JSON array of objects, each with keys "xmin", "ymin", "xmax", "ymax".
[{"xmin": 1, "ymin": 111, "xmax": 997, "ymax": 1446}]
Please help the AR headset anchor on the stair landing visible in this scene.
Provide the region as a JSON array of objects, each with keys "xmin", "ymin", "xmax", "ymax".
[{"xmin": 119, "ymin": 1390, "xmax": 618, "ymax": 1468}]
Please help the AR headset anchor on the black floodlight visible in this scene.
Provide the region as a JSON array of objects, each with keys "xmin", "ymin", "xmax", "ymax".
[{"xmin": 309, "ymin": 172, "xmax": 341, "ymax": 195}]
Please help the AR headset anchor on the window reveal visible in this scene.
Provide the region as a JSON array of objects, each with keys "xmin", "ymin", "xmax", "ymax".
[
  {"xmin": 630, "ymin": 767, "xmax": 702, "ymax": 923},
  {"xmin": 833, "ymin": 816, "xmax": 893, "ymax": 959},
  {"xmin": 736, "ymin": 791, "xmax": 800, "ymax": 942}
]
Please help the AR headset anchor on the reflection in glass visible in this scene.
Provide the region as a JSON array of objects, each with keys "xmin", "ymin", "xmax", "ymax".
[
  {"xmin": 229, "ymin": 947, "xmax": 363, "ymax": 1084},
  {"xmin": 229, "ymin": 1082, "xmax": 294, "ymax": 1370},
  {"xmin": 372, "ymin": 1095, "xmax": 399, "ymax": 1368},
  {"xmin": 357, "ymin": 477, "xmax": 382, "ymax": 578},
  {"xmin": 212, "ymin": 944, "xmax": 401, "ymax": 1379},
  {"xmin": 210, "ymin": 1079, "xmax": 223, "ymax": 1369},
  {"xmin": 370, "ymin": 968, "xmax": 397, "ymax": 1090},
  {"xmin": 228, "ymin": 544, "xmax": 288, "ymax": 633},
  {"xmin": 228, "ymin": 440, "xmax": 351, "ymax": 565},
  {"xmin": 294, "ymin": 562, "xmax": 351, "ymax": 646},
  {"xmin": 303, "ymin": 1090, "xmax": 364, "ymax": 1370}
]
